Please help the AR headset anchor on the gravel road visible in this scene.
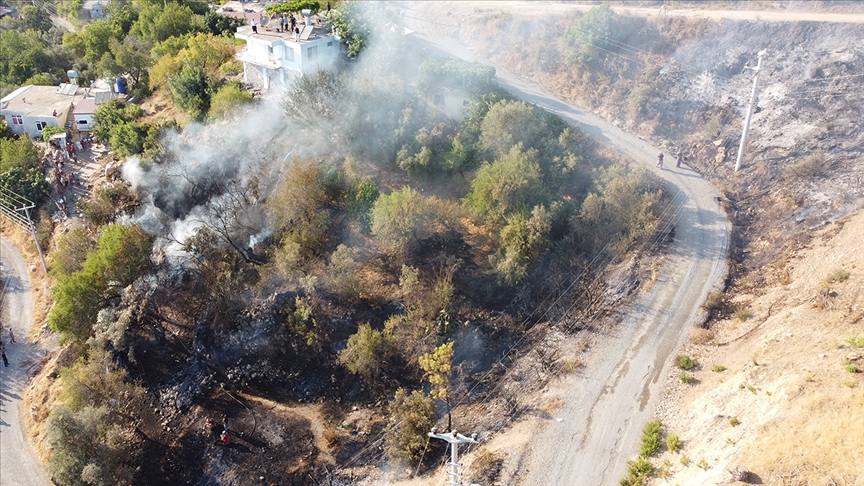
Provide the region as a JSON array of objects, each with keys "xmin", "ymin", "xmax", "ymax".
[
  {"xmin": 1, "ymin": 237, "xmax": 49, "ymax": 486},
  {"xmin": 399, "ymin": 6, "xmax": 731, "ymax": 484}
]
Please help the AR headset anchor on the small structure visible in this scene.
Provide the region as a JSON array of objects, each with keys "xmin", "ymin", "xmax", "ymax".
[
  {"xmin": 234, "ymin": 13, "xmax": 341, "ymax": 90},
  {"xmin": 0, "ymin": 6, "xmax": 19, "ymax": 18},
  {"xmin": 72, "ymin": 98, "xmax": 98, "ymax": 132},
  {"xmin": 430, "ymin": 87, "xmax": 472, "ymax": 121},
  {"xmin": 82, "ymin": 0, "xmax": 107, "ymax": 19}
]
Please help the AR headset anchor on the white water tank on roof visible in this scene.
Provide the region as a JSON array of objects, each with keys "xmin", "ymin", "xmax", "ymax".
[{"xmin": 302, "ymin": 9, "xmax": 312, "ymax": 26}]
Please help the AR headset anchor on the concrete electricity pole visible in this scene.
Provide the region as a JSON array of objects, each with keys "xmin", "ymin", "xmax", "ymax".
[
  {"xmin": 735, "ymin": 49, "xmax": 767, "ymax": 172},
  {"xmin": 428, "ymin": 428, "xmax": 480, "ymax": 486},
  {"xmin": 16, "ymin": 203, "xmax": 49, "ymax": 273}
]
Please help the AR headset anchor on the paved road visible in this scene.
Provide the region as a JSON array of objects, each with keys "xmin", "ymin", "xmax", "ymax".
[
  {"xmin": 0, "ymin": 237, "xmax": 49, "ymax": 486},
  {"xmin": 398, "ymin": 5, "xmax": 731, "ymax": 484}
]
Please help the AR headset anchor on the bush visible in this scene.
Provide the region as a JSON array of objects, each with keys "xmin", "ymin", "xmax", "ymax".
[
  {"xmin": 786, "ymin": 150, "xmax": 823, "ymax": 178},
  {"xmin": 337, "ymin": 323, "xmax": 394, "ymax": 383},
  {"xmin": 620, "ymin": 457, "xmax": 653, "ymax": 486},
  {"xmin": 463, "ymin": 145, "xmax": 546, "ymax": 224},
  {"xmin": 207, "ymin": 81, "xmax": 253, "ymax": 120},
  {"xmin": 824, "ymin": 268, "xmax": 850, "ymax": 285},
  {"xmin": 734, "ymin": 306, "xmax": 753, "ymax": 321},
  {"xmin": 712, "ymin": 365, "xmax": 727, "ymax": 373},
  {"xmin": 848, "ymin": 337, "xmax": 864, "ymax": 348},
  {"xmin": 639, "ymin": 418, "xmax": 662, "ymax": 457},
  {"xmin": 679, "ymin": 372, "xmax": 694, "ymax": 384},
  {"xmin": 666, "ymin": 434, "xmax": 680, "ymax": 453},
  {"xmin": 384, "ymin": 389, "xmax": 437, "ymax": 463},
  {"xmin": 702, "ymin": 290, "xmax": 724, "ymax": 313},
  {"xmin": 674, "ymin": 355, "xmax": 698, "ymax": 371},
  {"xmin": 729, "ymin": 416, "xmax": 740, "ymax": 427}
]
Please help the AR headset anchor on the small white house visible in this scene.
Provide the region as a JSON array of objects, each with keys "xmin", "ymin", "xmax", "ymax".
[
  {"xmin": 234, "ymin": 13, "xmax": 340, "ymax": 90},
  {"xmin": 0, "ymin": 85, "xmax": 81, "ymax": 138},
  {"xmin": 430, "ymin": 88, "xmax": 472, "ymax": 121},
  {"xmin": 82, "ymin": 0, "xmax": 107, "ymax": 19},
  {"xmin": 72, "ymin": 98, "xmax": 98, "ymax": 132}
]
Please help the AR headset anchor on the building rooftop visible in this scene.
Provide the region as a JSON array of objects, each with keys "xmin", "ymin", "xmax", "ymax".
[
  {"xmin": 0, "ymin": 85, "xmax": 84, "ymax": 117},
  {"xmin": 236, "ymin": 21, "xmax": 334, "ymax": 44},
  {"xmin": 73, "ymin": 98, "xmax": 98, "ymax": 114}
]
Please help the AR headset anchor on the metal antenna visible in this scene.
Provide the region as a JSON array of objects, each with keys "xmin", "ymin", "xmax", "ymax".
[
  {"xmin": 428, "ymin": 428, "xmax": 480, "ymax": 486},
  {"xmin": 735, "ymin": 49, "xmax": 767, "ymax": 172}
]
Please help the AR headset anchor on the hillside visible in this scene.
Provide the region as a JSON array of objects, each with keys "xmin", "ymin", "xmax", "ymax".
[{"xmin": 400, "ymin": 2, "xmax": 864, "ymax": 484}]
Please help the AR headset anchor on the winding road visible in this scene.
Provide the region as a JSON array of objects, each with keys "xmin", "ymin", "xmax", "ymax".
[
  {"xmin": 1, "ymin": 237, "xmax": 49, "ymax": 486},
  {"xmin": 397, "ymin": 3, "xmax": 731, "ymax": 484}
]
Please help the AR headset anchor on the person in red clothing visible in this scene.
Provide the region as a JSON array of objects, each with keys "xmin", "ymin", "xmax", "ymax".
[{"xmin": 220, "ymin": 430, "xmax": 230, "ymax": 444}]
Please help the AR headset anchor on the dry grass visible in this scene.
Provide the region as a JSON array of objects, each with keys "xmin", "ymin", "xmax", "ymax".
[
  {"xmin": 688, "ymin": 327, "xmax": 715, "ymax": 344},
  {"xmin": 742, "ymin": 391, "xmax": 864, "ymax": 480}
]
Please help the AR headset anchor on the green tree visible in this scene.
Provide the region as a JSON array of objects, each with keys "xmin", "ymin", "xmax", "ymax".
[
  {"xmin": 385, "ymin": 389, "xmax": 437, "ymax": 463},
  {"xmin": 167, "ymin": 63, "xmax": 213, "ymax": 119},
  {"xmin": 0, "ymin": 136, "xmax": 39, "ymax": 172},
  {"xmin": 48, "ymin": 224, "xmax": 154, "ymax": 342},
  {"xmin": 131, "ymin": 3, "xmax": 200, "ymax": 43},
  {"xmin": 48, "ymin": 349, "xmax": 145, "ymax": 486},
  {"xmin": 282, "ymin": 69, "xmax": 344, "ymax": 125},
  {"xmin": 371, "ymin": 186, "xmax": 461, "ymax": 257},
  {"xmin": 326, "ymin": 244, "xmax": 360, "ymax": 301},
  {"xmin": 345, "ymin": 177, "xmax": 379, "ymax": 234},
  {"xmin": 264, "ymin": 0, "xmax": 320, "ymax": 15},
  {"xmin": 338, "ymin": 323, "xmax": 394, "ymax": 384},
  {"xmin": 207, "ymin": 81, "xmax": 253, "ymax": 121},
  {"xmin": 21, "ymin": 5, "xmax": 53, "ymax": 32},
  {"xmin": 463, "ymin": 145, "xmax": 547, "ymax": 224},
  {"xmin": 1, "ymin": 30, "xmax": 55, "ymax": 86},
  {"xmin": 108, "ymin": 35, "xmax": 153, "ymax": 90},
  {"xmin": 51, "ymin": 228, "xmax": 97, "ymax": 277},
  {"xmin": 479, "ymin": 99, "xmax": 558, "ymax": 158},
  {"xmin": 490, "ymin": 204, "xmax": 552, "ymax": 285},
  {"xmin": 419, "ymin": 342, "xmax": 454, "ymax": 430}
]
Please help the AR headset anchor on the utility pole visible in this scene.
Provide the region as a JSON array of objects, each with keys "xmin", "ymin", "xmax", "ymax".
[
  {"xmin": 428, "ymin": 428, "xmax": 480, "ymax": 486},
  {"xmin": 735, "ymin": 49, "xmax": 767, "ymax": 172},
  {"xmin": 16, "ymin": 204, "xmax": 49, "ymax": 273}
]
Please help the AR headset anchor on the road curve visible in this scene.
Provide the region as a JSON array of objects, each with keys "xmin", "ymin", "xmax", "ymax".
[
  {"xmin": 1, "ymin": 237, "xmax": 50, "ymax": 486},
  {"xmin": 399, "ymin": 7, "xmax": 731, "ymax": 485}
]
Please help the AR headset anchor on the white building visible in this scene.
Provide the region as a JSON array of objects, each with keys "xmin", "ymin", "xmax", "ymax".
[
  {"xmin": 234, "ymin": 13, "xmax": 341, "ymax": 90},
  {"xmin": 82, "ymin": 0, "xmax": 107, "ymax": 19},
  {"xmin": 72, "ymin": 98, "xmax": 98, "ymax": 132},
  {"xmin": 0, "ymin": 85, "xmax": 77, "ymax": 138},
  {"xmin": 1, "ymin": 85, "xmax": 110, "ymax": 138}
]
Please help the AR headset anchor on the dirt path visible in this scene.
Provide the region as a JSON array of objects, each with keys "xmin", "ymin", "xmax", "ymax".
[
  {"xmin": 398, "ymin": 5, "xmax": 731, "ymax": 484},
  {"xmin": 0, "ymin": 237, "xmax": 50, "ymax": 486}
]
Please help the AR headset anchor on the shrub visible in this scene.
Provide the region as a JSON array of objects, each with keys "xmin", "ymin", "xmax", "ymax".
[
  {"xmin": 207, "ymin": 81, "xmax": 253, "ymax": 120},
  {"xmin": 639, "ymin": 419, "xmax": 662, "ymax": 457},
  {"xmin": 734, "ymin": 306, "xmax": 753, "ymax": 321},
  {"xmin": 712, "ymin": 365, "xmax": 727, "ymax": 373},
  {"xmin": 674, "ymin": 355, "xmax": 698, "ymax": 371},
  {"xmin": 701, "ymin": 290, "xmax": 724, "ymax": 313},
  {"xmin": 337, "ymin": 323, "xmax": 394, "ymax": 383},
  {"xmin": 384, "ymin": 389, "xmax": 437, "ymax": 463},
  {"xmin": 786, "ymin": 150, "xmax": 823, "ymax": 178},
  {"xmin": 823, "ymin": 268, "xmax": 850, "ymax": 285},
  {"xmin": 848, "ymin": 337, "xmax": 864, "ymax": 348},
  {"xmin": 620, "ymin": 457, "xmax": 653, "ymax": 486},
  {"xmin": 679, "ymin": 372, "xmax": 694, "ymax": 384},
  {"xmin": 844, "ymin": 363, "xmax": 859, "ymax": 374},
  {"xmin": 729, "ymin": 416, "xmax": 740, "ymax": 427},
  {"xmin": 666, "ymin": 433, "xmax": 680, "ymax": 453}
]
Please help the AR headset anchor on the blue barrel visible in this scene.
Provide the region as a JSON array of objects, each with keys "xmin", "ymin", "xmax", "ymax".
[{"xmin": 115, "ymin": 77, "xmax": 128, "ymax": 94}]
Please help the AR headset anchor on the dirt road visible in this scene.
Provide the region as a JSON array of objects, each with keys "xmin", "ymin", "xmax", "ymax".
[
  {"xmin": 0, "ymin": 237, "xmax": 50, "ymax": 486},
  {"xmin": 399, "ymin": 5, "xmax": 731, "ymax": 484}
]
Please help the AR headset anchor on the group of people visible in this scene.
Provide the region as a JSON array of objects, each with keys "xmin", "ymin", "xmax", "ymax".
[
  {"xmin": 656, "ymin": 151, "xmax": 684, "ymax": 170},
  {"xmin": 205, "ymin": 415, "xmax": 231, "ymax": 445}
]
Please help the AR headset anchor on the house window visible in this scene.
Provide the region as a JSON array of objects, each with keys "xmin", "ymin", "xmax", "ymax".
[
  {"xmin": 268, "ymin": 45, "xmax": 274, "ymax": 55},
  {"xmin": 327, "ymin": 41, "xmax": 332, "ymax": 47},
  {"xmin": 35, "ymin": 121, "xmax": 48, "ymax": 131},
  {"xmin": 11, "ymin": 115, "xmax": 23, "ymax": 125},
  {"xmin": 78, "ymin": 119, "xmax": 89, "ymax": 125},
  {"xmin": 308, "ymin": 46, "xmax": 318, "ymax": 62}
]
